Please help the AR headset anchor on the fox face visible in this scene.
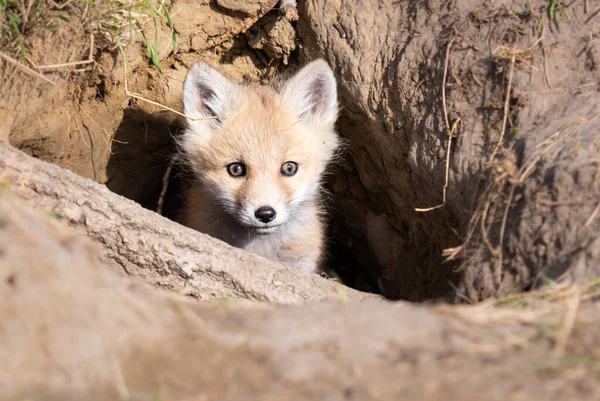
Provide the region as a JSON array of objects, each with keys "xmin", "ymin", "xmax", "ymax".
[{"xmin": 180, "ymin": 60, "xmax": 339, "ymax": 239}]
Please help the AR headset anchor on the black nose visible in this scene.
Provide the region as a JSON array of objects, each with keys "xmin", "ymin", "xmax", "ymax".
[{"xmin": 255, "ymin": 206, "xmax": 276, "ymax": 223}]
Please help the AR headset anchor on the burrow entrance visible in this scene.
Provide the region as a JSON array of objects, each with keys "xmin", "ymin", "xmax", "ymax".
[
  {"xmin": 104, "ymin": 108, "xmax": 391, "ymax": 297},
  {"xmin": 102, "ymin": 98, "xmax": 458, "ymax": 300}
]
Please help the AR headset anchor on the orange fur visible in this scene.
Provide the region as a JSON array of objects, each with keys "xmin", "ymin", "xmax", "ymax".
[{"xmin": 179, "ymin": 60, "xmax": 339, "ymax": 273}]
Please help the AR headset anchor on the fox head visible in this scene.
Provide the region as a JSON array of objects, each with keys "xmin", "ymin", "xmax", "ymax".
[{"xmin": 180, "ymin": 59, "xmax": 340, "ymax": 234}]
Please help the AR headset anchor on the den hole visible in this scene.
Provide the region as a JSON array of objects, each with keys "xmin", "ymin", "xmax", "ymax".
[{"xmin": 105, "ymin": 100, "xmax": 386, "ymax": 297}]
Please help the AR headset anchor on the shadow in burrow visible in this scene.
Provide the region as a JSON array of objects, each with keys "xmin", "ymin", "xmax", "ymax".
[
  {"xmin": 105, "ymin": 106, "xmax": 381, "ymax": 295},
  {"xmin": 105, "ymin": 107, "xmax": 187, "ymax": 222}
]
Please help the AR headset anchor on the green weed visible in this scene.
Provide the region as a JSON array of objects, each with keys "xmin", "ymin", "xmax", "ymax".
[
  {"xmin": 113, "ymin": 0, "xmax": 177, "ymax": 73},
  {"xmin": 1, "ymin": 0, "xmax": 176, "ymax": 73}
]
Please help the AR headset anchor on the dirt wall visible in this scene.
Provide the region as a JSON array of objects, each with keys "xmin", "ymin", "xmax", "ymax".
[
  {"xmin": 297, "ymin": 0, "xmax": 600, "ymax": 300},
  {"xmin": 3, "ymin": 187, "xmax": 600, "ymax": 400},
  {"xmin": 2, "ymin": 0, "xmax": 600, "ymax": 302}
]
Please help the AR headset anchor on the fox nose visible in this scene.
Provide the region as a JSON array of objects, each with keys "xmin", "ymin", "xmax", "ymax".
[{"xmin": 255, "ymin": 206, "xmax": 276, "ymax": 223}]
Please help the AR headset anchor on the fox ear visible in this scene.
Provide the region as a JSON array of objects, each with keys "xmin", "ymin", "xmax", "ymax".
[
  {"xmin": 281, "ymin": 59, "xmax": 338, "ymax": 126},
  {"xmin": 182, "ymin": 61, "xmax": 237, "ymax": 130}
]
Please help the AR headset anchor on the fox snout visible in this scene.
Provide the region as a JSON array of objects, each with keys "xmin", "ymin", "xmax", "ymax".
[
  {"xmin": 180, "ymin": 58, "xmax": 340, "ymax": 271},
  {"xmin": 255, "ymin": 206, "xmax": 276, "ymax": 223},
  {"xmin": 231, "ymin": 177, "xmax": 293, "ymax": 232}
]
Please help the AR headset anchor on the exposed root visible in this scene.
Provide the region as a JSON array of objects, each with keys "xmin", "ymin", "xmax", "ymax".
[
  {"xmin": 495, "ymin": 184, "xmax": 515, "ymax": 287},
  {"xmin": 489, "ymin": 51, "xmax": 516, "ymax": 162},
  {"xmin": 416, "ymin": 37, "xmax": 458, "ymax": 213}
]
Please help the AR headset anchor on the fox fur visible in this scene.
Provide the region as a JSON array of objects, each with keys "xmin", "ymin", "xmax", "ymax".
[{"xmin": 178, "ymin": 59, "xmax": 340, "ymax": 273}]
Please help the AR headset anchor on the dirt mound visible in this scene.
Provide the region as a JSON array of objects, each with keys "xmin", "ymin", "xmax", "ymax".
[
  {"xmin": 2, "ymin": 0, "xmax": 600, "ymax": 302},
  {"xmin": 0, "ymin": 142, "xmax": 364, "ymax": 303},
  {"xmin": 3, "ymin": 2, "xmax": 600, "ymax": 396},
  {"xmin": 3, "ymin": 188, "xmax": 600, "ymax": 401}
]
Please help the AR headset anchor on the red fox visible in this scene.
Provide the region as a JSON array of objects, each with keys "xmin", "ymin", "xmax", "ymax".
[{"xmin": 179, "ymin": 60, "xmax": 340, "ymax": 273}]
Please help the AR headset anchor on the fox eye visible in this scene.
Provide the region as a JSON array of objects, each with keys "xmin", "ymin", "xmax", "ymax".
[
  {"xmin": 227, "ymin": 163, "xmax": 246, "ymax": 177},
  {"xmin": 281, "ymin": 161, "xmax": 298, "ymax": 177}
]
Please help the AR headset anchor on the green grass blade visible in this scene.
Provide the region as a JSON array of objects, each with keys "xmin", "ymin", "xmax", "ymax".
[
  {"xmin": 0, "ymin": 0, "xmax": 6, "ymax": 25},
  {"xmin": 549, "ymin": 0, "xmax": 558, "ymax": 20},
  {"xmin": 134, "ymin": 17, "xmax": 162, "ymax": 73},
  {"xmin": 8, "ymin": 14, "xmax": 26, "ymax": 60}
]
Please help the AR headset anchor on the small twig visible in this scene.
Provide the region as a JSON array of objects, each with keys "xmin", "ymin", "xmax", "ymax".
[
  {"xmin": 415, "ymin": 117, "xmax": 461, "ymax": 213},
  {"xmin": 440, "ymin": 37, "xmax": 457, "ymax": 205},
  {"xmin": 157, "ymin": 158, "xmax": 175, "ymax": 215},
  {"xmin": 36, "ymin": 34, "xmax": 96, "ymax": 71},
  {"xmin": 415, "ymin": 38, "xmax": 457, "ymax": 213},
  {"xmin": 584, "ymin": 201, "xmax": 600, "ymax": 227},
  {"xmin": 0, "ymin": 52, "xmax": 56, "ymax": 86},
  {"xmin": 527, "ymin": 36, "xmax": 544, "ymax": 50},
  {"xmin": 441, "ymin": 37, "xmax": 455, "ymax": 133},
  {"xmin": 36, "ymin": 59, "xmax": 94, "ymax": 70},
  {"xmin": 585, "ymin": 6, "xmax": 600, "ymax": 23},
  {"xmin": 489, "ymin": 52, "xmax": 516, "ymax": 162},
  {"xmin": 480, "ymin": 199, "xmax": 498, "ymax": 255},
  {"xmin": 443, "ymin": 118, "xmax": 461, "ymax": 203},
  {"xmin": 442, "ymin": 245, "xmax": 463, "ymax": 261},
  {"xmin": 415, "ymin": 204, "xmax": 444, "ymax": 212},
  {"xmin": 542, "ymin": 46, "xmax": 552, "ymax": 88},
  {"xmin": 123, "ymin": 61, "xmax": 215, "ymax": 121},
  {"xmin": 89, "ymin": 33, "xmax": 95, "ymax": 61},
  {"xmin": 495, "ymin": 184, "xmax": 515, "ymax": 287},
  {"xmin": 471, "ymin": 70, "xmax": 484, "ymax": 88}
]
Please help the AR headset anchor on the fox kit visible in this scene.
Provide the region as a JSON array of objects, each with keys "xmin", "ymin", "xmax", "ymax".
[{"xmin": 179, "ymin": 60, "xmax": 340, "ymax": 273}]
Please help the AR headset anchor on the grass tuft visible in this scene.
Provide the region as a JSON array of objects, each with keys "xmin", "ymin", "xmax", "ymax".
[{"xmin": 0, "ymin": 0, "xmax": 176, "ymax": 75}]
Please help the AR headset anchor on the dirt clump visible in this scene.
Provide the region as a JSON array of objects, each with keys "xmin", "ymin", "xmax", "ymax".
[
  {"xmin": 2, "ymin": 0, "xmax": 600, "ymax": 303},
  {"xmin": 2, "ymin": 188, "xmax": 600, "ymax": 401}
]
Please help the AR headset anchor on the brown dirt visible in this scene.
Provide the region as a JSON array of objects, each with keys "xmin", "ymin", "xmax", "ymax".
[
  {"xmin": 0, "ymin": 142, "xmax": 368, "ymax": 303},
  {"xmin": 298, "ymin": 0, "xmax": 600, "ymax": 300},
  {"xmin": 1, "ymin": 0, "xmax": 283, "ymax": 192},
  {"xmin": 3, "ymin": 189, "xmax": 600, "ymax": 401},
  {"xmin": 2, "ymin": 0, "xmax": 600, "ymax": 394},
  {"xmin": 2, "ymin": 0, "xmax": 600, "ymax": 301}
]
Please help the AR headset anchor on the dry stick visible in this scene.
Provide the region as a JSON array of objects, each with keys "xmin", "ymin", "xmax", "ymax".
[
  {"xmin": 489, "ymin": 52, "xmax": 516, "ymax": 162},
  {"xmin": 585, "ymin": 6, "xmax": 600, "ymax": 23},
  {"xmin": 415, "ymin": 37, "xmax": 456, "ymax": 213},
  {"xmin": 495, "ymin": 184, "xmax": 515, "ymax": 287},
  {"xmin": 157, "ymin": 158, "xmax": 175, "ymax": 215},
  {"xmin": 584, "ymin": 201, "xmax": 600, "ymax": 227},
  {"xmin": 441, "ymin": 37, "xmax": 455, "ymax": 135},
  {"xmin": 36, "ymin": 59, "xmax": 94, "ymax": 70},
  {"xmin": 32, "ymin": 32, "xmax": 94, "ymax": 71},
  {"xmin": 123, "ymin": 61, "xmax": 215, "ymax": 122},
  {"xmin": 89, "ymin": 33, "xmax": 94, "ymax": 61},
  {"xmin": 480, "ymin": 199, "xmax": 498, "ymax": 256},
  {"xmin": 0, "ymin": 52, "xmax": 56, "ymax": 86}
]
